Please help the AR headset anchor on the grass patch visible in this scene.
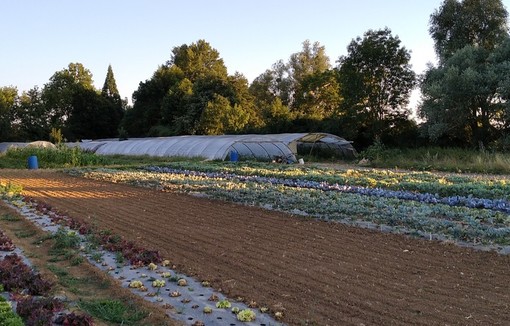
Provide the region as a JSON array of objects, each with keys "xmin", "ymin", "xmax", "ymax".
[
  {"xmin": 14, "ymin": 229, "xmax": 36, "ymax": 238},
  {"xmin": 47, "ymin": 264, "xmax": 82, "ymax": 291},
  {"xmin": 361, "ymin": 146, "xmax": 510, "ymax": 174},
  {"xmin": 32, "ymin": 233, "xmax": 54, "ymax": 245},
  {"xmin": 1, "ymin": 214, "xmax": 21, "ymax": 222},
  {"xmin": 78, "ymin": 299, "xmax": 147, "ymax": 324},
  {"xmin": 0, "ymin": 145, "xmax": 200, "ymax": 169}
]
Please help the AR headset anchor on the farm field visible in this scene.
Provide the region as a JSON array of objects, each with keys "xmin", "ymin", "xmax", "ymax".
[{"xmin": 1, "ymin": 168, "xmax": 510, "ymax": 325}]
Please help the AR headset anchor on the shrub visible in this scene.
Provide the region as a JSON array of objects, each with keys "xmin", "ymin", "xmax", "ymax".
[
  {"xmin": 0, "ymin": 254, "xmax": 53, "ymax": 295},
  {"xmin": 54, "ymin": 312, "xmax": 94, "ymax": 326},
  {"xmin": 16, "ymin": 296, "xmax": 63, "ymax": 324}
]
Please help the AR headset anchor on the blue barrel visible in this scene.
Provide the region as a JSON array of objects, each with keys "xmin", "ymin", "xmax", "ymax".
[
  {"xmin": 28, "ymin": 155, "xmax": 38, "ymax": 169},
  {"xmin": 230, "ymin": 150, "xmax": 238, "ymax": 162}
]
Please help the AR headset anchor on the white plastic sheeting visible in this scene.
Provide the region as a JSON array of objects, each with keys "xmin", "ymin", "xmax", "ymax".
[
  {"xmin": 0, "ymin": 141, "xmax": 56, "ymax": 153},
  {"xmin": 68, "ymin": 133, "xmax": 356, "ymax": 161}
]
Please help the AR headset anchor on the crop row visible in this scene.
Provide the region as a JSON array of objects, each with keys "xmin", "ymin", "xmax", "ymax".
[
  {"xmin": 153, "ymin": 161, "xmax": 510, "ymax": 200},
  {"xmin": 0, "ymin": 222, "xmax": 93, "ymax": 325},
  {"xmin": 71, "ymin": 168, "xmax": 510, "ymax": 249},
  {"xmin": 144, "ymin": 166, "xmax": 510, "ymax": 214}
]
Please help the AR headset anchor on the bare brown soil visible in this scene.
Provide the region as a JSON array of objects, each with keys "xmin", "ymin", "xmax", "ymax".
[{"xmin": 2, "ymin": 169, "xmax": 510, "ymax": 325}]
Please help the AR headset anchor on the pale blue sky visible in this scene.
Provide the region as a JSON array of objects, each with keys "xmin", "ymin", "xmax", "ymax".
[{"xmin": 2, "ymin": 0, "xmax": 510, "ymax": 108}]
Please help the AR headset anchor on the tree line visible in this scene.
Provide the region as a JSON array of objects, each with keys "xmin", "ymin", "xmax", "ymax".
[{"xmin": 1, "ymin": 0, "xmax": 509, "ymax": 151}]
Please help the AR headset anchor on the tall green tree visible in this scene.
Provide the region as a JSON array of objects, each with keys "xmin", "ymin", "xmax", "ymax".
[
  {"xmin": 67, "ymin": 88, "xmax": 122, "ymax": 140},
  {"xmin": 100, "ymin": 64, "xmax": 124, "ymax": 136},
  {"xmin": 169, "ymin": 39, "xmax": 228, "ymax": 82},
  {"xmin": 421, "ymin": 0, "xmax": 510, "ymax": 146},
  {"xmin": 420, "ymin": 40, "xmax": 510, "ymax": 146},
  {"xmin": 0, "ymin": 86, "xmax": 18, "ymax": 141},
  {"xmin": 337, "ymin": 28, "xmax": 416, "ymax": 145},
  {"xmin": 124, "ymin": 39, "xmax": 259, "ymax": 137},
  {"xmin": 101, "ymin": 64, "xmax": 120, "ymax": 100},
  {"xmin": 42, "ymin": 62, "xmax": 95, "ymax": 131},
  {"xmin": 250, "ymin": 40, "xmax": 337, "ymax": 127},
  {"xmin": 198, "ymin": 94, "xmax": 250, "ymax": 134},
  {"xmin": 430, "ymin": 0, "xmax": 509, "ymax": 62},
  {"xmin": 14, "ymin": 87, "xmax": 51, "ymax": 141},
  {"xmin": 123, "ymin": 65, "xmax": 181, "ymax": 136}
]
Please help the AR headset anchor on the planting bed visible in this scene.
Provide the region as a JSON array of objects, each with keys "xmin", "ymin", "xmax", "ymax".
[{"xmin": 2, "ymin": 169, "xmax": 510, "ymax": 325}]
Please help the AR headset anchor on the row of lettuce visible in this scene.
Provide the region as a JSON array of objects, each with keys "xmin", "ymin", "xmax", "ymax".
[
  {"xmin": 69, "ymin": 163, "xmax": 510, "ymax": 248},
  {"xmin": 0, "ymin": 229, "xmax": 93, "ymax": 325}
]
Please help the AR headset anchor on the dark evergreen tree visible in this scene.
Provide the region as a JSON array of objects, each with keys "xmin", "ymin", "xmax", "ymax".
[
  {"xmin": 100, "ymin": 64, "xmax": 124, "ymax": 136},
  {"xmin": 101, "ymin": 64, "xmax": 121, "ymax": 102}
]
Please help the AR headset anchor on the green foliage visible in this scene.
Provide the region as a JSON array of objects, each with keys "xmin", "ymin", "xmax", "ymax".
[
  {"xmin": 0, "ymin": 300, "xmax": 24, "ymax": 326},
  {"xmin": 0, "ymin": 86, "xmax": 18, "ymax": 142},
  {"xmin": 362, "ymin": 146, "xmax": 510, "ymax": 174},
  {"xmin": 78, "ymin": 164, "xmax": 510, "ymax": 245},
  {"xmin": 42, "ymin": 62, "xmax": 95, "ymax": 131},
  {"xmin": 250, "ymin": 40, "xmax": 336, "ymax": 124},
  {"xmin": 53, "ymin": 227, "xmax": 80, "ymax": 250},
  {"xmin": 78, "ymin": 299, "xmax": 147, "ymax": 324},
  {"xmin": 429, "ymin": 0, "xmax": 509, "ymax": 62},
  {"xmin": 337, "ymin": 28, "xmax": 416, "ymax": 146},
  {"xmin": 216, "ymin": 299, "xmax": 232, "ymax": 309},
  {"xmin": 101, "ymin": 64, "xmax": 120, "ymax": 99},
  {"xmin": 1, "ymin": 214, "xmax": 21, "ymax": 222},
  {"xmin": 0, "ymin": 146, "xmax": 109, "ymax": 168},
  {"xmin": 198, "ymin": 95, "xmax": 250, "ymax": 134},
  {"xmin": 68, "ymin": 88, "xmax": 124, "ymax": 141},
  {"xmin": 49, "ymin": 127, "xmax": 63, "ymax": 144},
  {"xmin": 12, "ymin": 86, "xmax": 50, "ymax": 141},
  {"xmin": 420, "ymin": 39, "xmax": 510, "ymax": 146},
  {"xmin": 0, "ymin": 182, "xmax": 23, "ymax": 198},
  {"xmin": 422, "ymin": 0, "xmax": 510, "ymax": 147},
  {"xmin": 170, "ymin": 39, "xmax": 228, "ymax": 81},
  {"xmin": 47, "ymin": 264, "xmax": 83, "ymax": 289},
  {"xmin": 237, "ymin": 309, "xmax": 256, "ymax": 322}
]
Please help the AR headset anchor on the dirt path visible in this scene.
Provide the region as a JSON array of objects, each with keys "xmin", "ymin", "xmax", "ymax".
[{"xmin": 2, "ymin": 169, "xmax": 510, "ymax": 325}]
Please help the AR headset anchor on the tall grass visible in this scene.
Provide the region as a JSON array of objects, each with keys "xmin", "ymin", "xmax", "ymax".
[
  {"xmin": 361, "ymin": 146, "xmax": 510, "ymax": 174},
  {"xmin": 0, "ymin": 146, "xmax": 200, "ymax": 169},
  {"xmin": 0, "ymin": 146, "xmax": 109, "ymax": 168}
]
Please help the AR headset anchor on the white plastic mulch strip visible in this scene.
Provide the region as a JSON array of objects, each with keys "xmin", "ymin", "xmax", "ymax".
[{"xmin": 3, "ymin": 198, "xmax": 283, "ymax": 326}]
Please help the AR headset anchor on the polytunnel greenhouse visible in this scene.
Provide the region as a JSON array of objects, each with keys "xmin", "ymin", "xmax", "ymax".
[
  {"xmin": 0, "ymin": 141, "xmax": 56, "ymax": 153},
  {"xmin": 69, "ymin": 133, "xmax": 357, "ymax": 162}
]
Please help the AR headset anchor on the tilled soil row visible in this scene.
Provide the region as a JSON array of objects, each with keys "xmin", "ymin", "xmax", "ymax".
[{"xmin": 2, "ymin": 169, "xmax": 510, "ymax": 325}]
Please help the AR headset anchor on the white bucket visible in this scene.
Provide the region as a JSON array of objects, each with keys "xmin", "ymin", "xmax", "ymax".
[{"xmin": 298, "ymin": 158, "xmax": 304, "ymax": 164}]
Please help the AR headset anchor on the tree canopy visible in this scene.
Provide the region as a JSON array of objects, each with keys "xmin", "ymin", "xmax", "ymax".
[
  {"xmin": 337, "ymin": 28, "xmax": 416, "ymax": 146},
  {"xmin": 421, "ymin": 0, "xmax": 510, "ymax": 147},
  {"xmin": 123, "ymin": 40, "xmax": 261, "ymax": 137},
  {"xmin": 7, "ymin": 1, "xmax": 510, "ymax": 153},
  {"xmin": 0, "ymin": 63, "xmax": 126, "ymax": 142},
  {"xmin": 430, "ymin": 0, "xmax": 509, "ymax": 62}
]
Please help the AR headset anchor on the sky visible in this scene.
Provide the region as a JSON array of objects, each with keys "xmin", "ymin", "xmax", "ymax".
[{"xmin": 2, "ymin": 0, "xmax": 510, "ymax": 110}]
